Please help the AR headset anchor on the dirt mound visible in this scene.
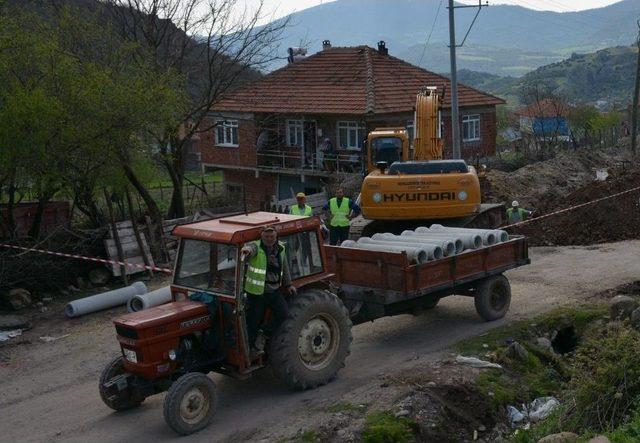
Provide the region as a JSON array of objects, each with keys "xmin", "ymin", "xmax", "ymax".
[
  {"xmin": 483, "ymin": 147, "xmax": 634, "ymax": 210},
  {"xmin": 514, "ymin": 170, "xmax": 640, "ymax": 246}
]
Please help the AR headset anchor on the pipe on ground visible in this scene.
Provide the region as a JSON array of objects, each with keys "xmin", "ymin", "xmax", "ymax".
[
  {"xmin": 428, "ymin": 224, "xmax": 501, "ymax": 246},
  {"xmin": 372, "ymin": 232, "xmax": 458, "ymax": 256},
  {"xmin": 411, "ymin": 228, "xmax": 483, "ymax": 250},
  {"xmin": 127, "ymin": 286, "xmax": 172, "ymax": 312},
  {"xmin": 357, "ymin": 237, "xmax": 444, "ymax": 260},
  {"xmin": 341, "ymin": 240, "xmax": 429, "ymax": 264},
  {"xmin": 65, "ymin": 281, "xmax": 147, "ymax": 318}
]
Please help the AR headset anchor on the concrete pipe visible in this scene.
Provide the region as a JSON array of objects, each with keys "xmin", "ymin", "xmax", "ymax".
[
  {"xmin": 372, "ymin": 232, "xmax": 457, "ymax": 256},
  {"xmin": 341, "ymin": 239, "xmax": 429, "ymax": 264},
  {"xmin": 357, "ymin": 237, "xmax": 444, "ymax": 260},
  {"xmin": 397, "ymin": 230, "xmax": 466, "ymax": 254},
  {"xmin": 428, "ymin": 224, "xmax": 498, "ymax": 246},
  {"xmin": 411, "ymin": 228, "xmax": 483, "ymax": 250},
  {"xmin": 127, "ymin": 286, "xmax": 172, "ymax": 312},
  {"xmin": 429, "ymin": 225, "xmax": 509, "ymax": 244},
  {"xmin": 65, "ymin": 281, "xmax": 147, "ymax": 318}
]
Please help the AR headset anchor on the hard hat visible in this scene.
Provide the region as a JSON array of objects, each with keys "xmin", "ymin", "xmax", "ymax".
[
  {"xmin": 296, "ymin": 192, "xmax": 306, "ymax": 198},
  {"xmin": 512, "ymin": 200, "xmax": 519, "ymax": 207}
]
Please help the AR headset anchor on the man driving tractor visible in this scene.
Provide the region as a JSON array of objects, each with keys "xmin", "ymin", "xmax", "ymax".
[{"xmin": 241, "ymin": 226, "xmax": 297, "ymax": 357}]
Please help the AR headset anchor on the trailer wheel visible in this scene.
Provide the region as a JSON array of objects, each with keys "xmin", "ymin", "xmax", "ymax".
[
  {"xmin": 163, "ymin": 372, "xmax": 217, "ymax": 436},
  {"xmin": 99, "ymin": 356, "xmax": 143, "ymax": 411},
  {"xmin": 269, "ymin": 289, "xmax": 352, "ymax": 390},
  {"xmin": 474, "ymin": 275, "xmax": 511, "ymax": 321}
]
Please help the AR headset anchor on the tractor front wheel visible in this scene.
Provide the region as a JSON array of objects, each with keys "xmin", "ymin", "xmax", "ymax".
[
  {"xmin": 269, "ymin": 289, "xmax": 352, "ymax": 390},
  {"xmin": 163, "ymin": 372, "xmax": 217, "ymax": 436},
  {"xmin": 99, "ymin": 356, "xmax": 143, "ymax": 411}
]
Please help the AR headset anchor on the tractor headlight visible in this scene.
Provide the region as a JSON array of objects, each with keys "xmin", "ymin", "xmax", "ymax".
[{"xmin": 123, "ymin": 348, "xmax": 138, "ymax": 363}]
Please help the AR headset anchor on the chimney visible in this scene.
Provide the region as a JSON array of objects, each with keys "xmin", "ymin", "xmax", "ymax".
[
  {"xmin": 377, "ymin": 40, "xmax": 388, "ymax": 55},
  {"xmin": 322, "ymin": 40, "xmax": 332, "ymax": 50}
]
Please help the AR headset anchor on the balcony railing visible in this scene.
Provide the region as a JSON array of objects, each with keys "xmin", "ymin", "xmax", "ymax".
[{"xmin": 256, "ymin": 150, "xmax": 362, "ymax": 173}]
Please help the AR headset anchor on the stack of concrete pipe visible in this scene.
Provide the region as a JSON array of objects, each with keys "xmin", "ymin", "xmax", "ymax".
[{"xmin": 339, "ymin": 225, "xmax": 510, "ymax": 263}]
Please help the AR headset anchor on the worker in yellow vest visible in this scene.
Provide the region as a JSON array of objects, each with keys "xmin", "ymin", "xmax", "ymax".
[
  {"xmin": 241, "ymin": 226, "xmax": 296, "ymax": 357},
  {"xmin": 322, "ymin": 187, "xmax": 361, "ymax": 245},
  {"xmin": 289, "ymin": 192, "xmax": 312, "ymax": 216}
]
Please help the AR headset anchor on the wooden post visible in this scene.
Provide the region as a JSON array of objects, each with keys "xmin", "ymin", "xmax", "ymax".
[
  {"xmin": 125, "ymin": 187, "xmax": 153, "ymax": 279},
  {"xmin": 103, "ymin": 188, "xmax": 128, "ymax": 285}
]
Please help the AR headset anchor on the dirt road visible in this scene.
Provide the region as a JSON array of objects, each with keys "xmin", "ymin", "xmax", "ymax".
[{"xmin": 1, "ymin": 241, "xmax": 639, "ymax": 443}]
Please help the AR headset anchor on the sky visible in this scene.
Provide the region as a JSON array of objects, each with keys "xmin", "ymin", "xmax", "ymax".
[{"xmin": 241, "ymin": 0, "xmax": 625, "ymax": 23}]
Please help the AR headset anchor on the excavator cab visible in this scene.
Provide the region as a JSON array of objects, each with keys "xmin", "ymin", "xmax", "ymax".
[{"xmin": 365, "ymin": 128, "xmax": 410, "ymax": 173}]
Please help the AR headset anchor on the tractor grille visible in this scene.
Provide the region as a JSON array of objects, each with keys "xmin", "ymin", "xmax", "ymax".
[{"xmin": 116, "ymin": 325, "xmax": 138, "ymax": 339}]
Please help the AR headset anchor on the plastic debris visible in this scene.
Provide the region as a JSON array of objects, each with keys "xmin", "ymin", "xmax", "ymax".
[
  {"xmin": 0, "ymin": 329, "xmax": 23, "ymax": 341},
  {"xmin": 529, "ymin": 397, "xmax": 560, "ymax": 422},
  {"xmin": 507, "ymin": 396, "xmax": 560, "ymax": 426},
  {"xmin": 40, "ymin": 334, "xmax": 70, "ymax": 343},
  {"xmin": 507, "ymin": 405, "xmax": 525, "ymax": 423},
  {"xmin": 455, "ymin": 355, "xmax": 503, "ymax": 369}
]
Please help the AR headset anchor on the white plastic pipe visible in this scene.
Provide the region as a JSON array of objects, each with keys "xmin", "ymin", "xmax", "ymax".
[
  {"xmin": 429, "ymin": 224, "xmax": 499, "ymax": 246},
  {"xmin": 357, "ymin": 237, "xmax": 444, "ymax": 260},
  {"xmin": 127, "ymin": 286, "xmax": 172, "ymax": 312},
  {"xmin": 341, "ymin": 240, "xmax": 429, "ymax": 264},
  {"xmin": 373, "ymin": 232, "xmax": 458, "ymax": 256},
  {"xmin": 65, "ymin": 281, "xmax": 147, "ymax": 318},
  {"xmin": 411, "ymin": 227, "xmax": 483, "ymax": 250}
]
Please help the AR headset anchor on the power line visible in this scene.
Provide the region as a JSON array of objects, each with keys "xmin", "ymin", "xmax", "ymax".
[{"xmin": 418, "ymin": 0, "xmax": 444, "ymax": 66}]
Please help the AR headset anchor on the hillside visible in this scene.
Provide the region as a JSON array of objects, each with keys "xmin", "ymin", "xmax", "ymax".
[
  {"xmin": 268, "ymin": 0, "xmax": 638, "ymax": 75},
  {"xmin": 456, "ymin": 45, "xmax": 638, "ymax": 107}
]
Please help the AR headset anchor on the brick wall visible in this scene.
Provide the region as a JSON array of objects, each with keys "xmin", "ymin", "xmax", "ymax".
[
  {"xmin": 198, "ymin": 118, "xmax": 257, "ymax": 168},
  {"xmin": 222, "ymin": 169, "xmax": 277, "ymax": 211},
  {"xmin": 441, "ymin": 107, "xmax": 497, "ymax": 159}
]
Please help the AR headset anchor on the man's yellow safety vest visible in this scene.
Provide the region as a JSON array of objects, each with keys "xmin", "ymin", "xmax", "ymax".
[
  {"xmin": 329, "ymin": 197, "xmax": 350, "ymax": 227},
  {"xmin": 290, "ymin": 204, "xmax": 312, "ymax": 216}
]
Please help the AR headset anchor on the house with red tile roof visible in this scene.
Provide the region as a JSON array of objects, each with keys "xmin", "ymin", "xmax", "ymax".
[{"xmin": 196, "ymin": 41, "xmax": 505, "ymax": 208}]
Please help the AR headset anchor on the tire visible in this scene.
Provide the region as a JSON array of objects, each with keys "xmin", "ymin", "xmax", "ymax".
[
  {"xmin": 269, "ymin": 289, "xmax": 353, "ymax": 390},
  {"xmin": 474, "ymin": 275, "xmax": 511, "ymax": 321},
  {"xmin": 99, "ymin": 356, "xmax": 143, "ymax": 411},
  {"xmin": 163, "ymin": 372, "xmax": 217, "ymax": 436}
]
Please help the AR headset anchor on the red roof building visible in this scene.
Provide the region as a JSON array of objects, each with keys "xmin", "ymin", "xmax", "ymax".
[{"xmin": 196, "ymin": 42, "xmax": 505, "ymax": 208}]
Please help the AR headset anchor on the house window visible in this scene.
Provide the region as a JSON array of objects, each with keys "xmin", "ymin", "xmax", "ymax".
[
  {"xmin": 287, "ymin": 120, "xmax": 304, "ymax": 147},
  {"xmin": 462, "ymin": 115, "xmax": 481, "ymax": 142},
  {"xmin": 215, "ymin": 120, "xmax": 239, "ymax": 147},
  {"xmin": 337, "ymin": 121, "xmax": 365, "ymax": 150}
]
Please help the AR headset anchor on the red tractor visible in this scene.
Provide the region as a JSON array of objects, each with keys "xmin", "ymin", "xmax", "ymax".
[
  {"xmin": 100, "ymin": 211, "xmax": 529, "ymax": 435},
  {"xmin": 99, "ymin": 212, "xmax": 353, "ymax": 435}
]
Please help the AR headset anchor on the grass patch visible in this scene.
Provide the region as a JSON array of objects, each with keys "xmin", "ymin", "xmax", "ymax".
[
  {"xmin": 297, "ymin": 429, "xmax": 319, "ymax": 443},
  {"xmin": 326, "ymin": 402, "xmax": 367, "ymax": 414},
  {"xmin": 362, "ymin": 411, "xmax": 417, "ymax": 443},
  {"xmin": 456, "ymin": 305, "xmax": 607, "ymax": 356}
]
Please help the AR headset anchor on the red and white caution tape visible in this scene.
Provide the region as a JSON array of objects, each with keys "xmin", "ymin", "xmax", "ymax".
[
  {"xmin": 0, "ymin": 243, "xmax": 173, "ymax": 274},
  {"xmin": 2, "ymin": 183, "xmax": 640, "ymax": 271},
  {"xmin": 504, "ymin": 184, "xmax": 640, "ymax": 230}
]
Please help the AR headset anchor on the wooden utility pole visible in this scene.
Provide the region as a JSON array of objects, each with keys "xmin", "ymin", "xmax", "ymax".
[{"xmin": 631, "ymin": 19, "xmax": 640, "ymax": 155}]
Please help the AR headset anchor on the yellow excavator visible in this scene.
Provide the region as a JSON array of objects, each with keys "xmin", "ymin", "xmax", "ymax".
[{"xmin": 350, "ymin": 87, "xmax": 504, "ymax": 238}]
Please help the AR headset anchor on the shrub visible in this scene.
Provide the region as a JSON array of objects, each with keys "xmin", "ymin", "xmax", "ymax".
[{"xmin": 567, "ymin": 323, "xmax": 640, "ymax": 432}]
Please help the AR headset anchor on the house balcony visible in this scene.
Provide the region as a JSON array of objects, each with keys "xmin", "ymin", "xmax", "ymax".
[{"xmin": 256, "ymin": 148, "xmax": 363, "ymax": 175}]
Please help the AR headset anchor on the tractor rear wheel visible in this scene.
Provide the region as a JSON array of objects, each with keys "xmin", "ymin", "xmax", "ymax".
[
  {"xmin": 163, "ymin": 372, "xmax": 217, "ymax": 436},
  {"xmin": 474, "ymin": 275, "xmax": 511, "ymax": 321},
  {"xmin": 269, "ymin": 289, "xmax": 352, "ymax": 390},
  {"xmin": 99, "ymin": 356, "xmax": 143, "ymax": 411}
]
